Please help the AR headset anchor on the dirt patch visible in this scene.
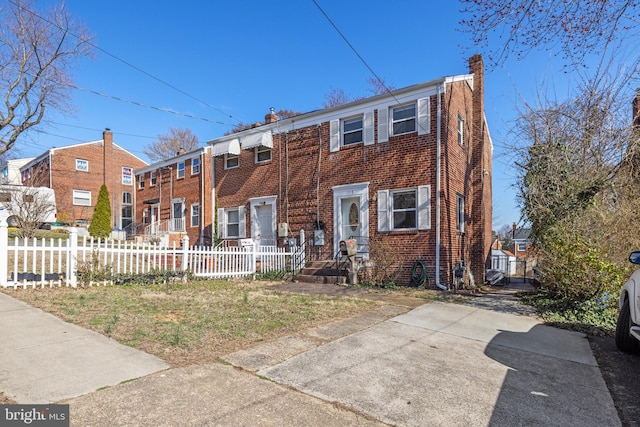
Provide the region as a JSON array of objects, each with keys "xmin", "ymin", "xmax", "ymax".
[{"xmin": 589, "ymin": 335, "xmax": 640, "ymax": 427}]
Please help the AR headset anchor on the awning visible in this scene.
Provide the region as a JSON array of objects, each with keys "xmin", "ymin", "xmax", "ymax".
[
  {"xmin": 241, "ymin": 131, "xmax": 273, "ymax": 150},
  {"xmin": 212, "ymin": 138, "xmax": 240, "ymax": 157},
  {"xmin": 143, "ymin": 198, "xmax": 160, "ymax": 205}
]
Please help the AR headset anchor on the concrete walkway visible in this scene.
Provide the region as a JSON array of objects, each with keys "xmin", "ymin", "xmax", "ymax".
[
  {"xmin": 1, "ymin": 285, "xmax": 622, "ymax": 426},
  {"xmin": 0, "ymin": 292, "xmax": 169, "ymax": 403}
]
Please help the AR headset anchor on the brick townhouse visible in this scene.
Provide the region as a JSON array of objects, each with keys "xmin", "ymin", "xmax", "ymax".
[
  {"xmin": 134, "ymin": 146, "xmax": 213, "ymax": 246},
  {"xmin": 205, "ymin": 55, "xmax": 492, "ymax": 285},
  {"xmin": 19, "ymin": 129, "xmax": 148, "ymax": 230}
]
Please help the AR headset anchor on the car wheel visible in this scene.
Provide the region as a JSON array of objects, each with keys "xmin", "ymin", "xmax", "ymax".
[{"xmin": 615, "ymin": 297, "xmax": 639, "ymax": 353}]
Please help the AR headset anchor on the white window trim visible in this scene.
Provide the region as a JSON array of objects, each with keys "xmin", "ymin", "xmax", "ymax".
[
  {"xmin": 122, "ymin": 167, "xmax": 133, "ymax": 186},
  {"xmin": 224, "ymin": 153, "xmax": 239, "ymax": 169},
  {"xmin": 138, "ymin": 175, "xmax": 145, "ymax": 189},
  {"xmin": 76, "ymin": 159, "xmax": 89, "ymax": 172},
  {"xmin": 73, "ymin": 190, "xmax": 91, "ymax": 206},
  {"xmin": 458, "ymin": 114, "xmax": 464, "ymax": 145},
  {"xmin": 177, "ymin": 162, "xmax": 185, "ymax": 179},
  {"xmin": 517, "ymin": 242, "xmax": 527, "ymax": 252},
  {"xmin": 191, "ymin": 203, "xmax": 200, "ymax": 228},
  {"xmin": 150, "ymin": 171, "xmax": 156, "ymax": 186},
  {"xmin": 255, "ymin": 146, "xmax": 272, "ymax": 163},
  {"xmin": 191, "ymin": 157, "xmax": 200, "ymax": 175},
  {"xmin": 341, "ymin": 115, "xmax": 364, "ymax": 147},
  {"xmin": 378, "ymin": 185, "xmax": 430, "ymax": 231},
  {"xmin": 217, "ymin": 206, "xmax": 246, "ymax": 239},
  {"xmin": 391, "ymin": 103, "xmax": 417, "ymax": 136},
  {"xmin": 122, "ymin": 192, "xmax": 132, "ymax": 205}
]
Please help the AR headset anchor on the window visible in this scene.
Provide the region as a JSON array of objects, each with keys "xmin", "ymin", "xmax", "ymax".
[
  {"xmin": 192, "ymin": 157, "xmax": 200, "ymax": 175},
  {"xmin": 73, "ymin": 190, "xmax": 91, "ymax": 206},
  {"xmin": 377, "ymin": 186, "xmax": 430, "ymax": 231},
  {"xmin": 138, "ymin": 175, "xmax": 145, "ymax": 189},
  {"xmin": 342, "ymin": 116, "xmax": 363, "ymax": 146},
  {"xmin": 255, "ymin": 146, "xmax": 271, "ymax": 163},
  {"xmin": 391, "ymin": 190, "xmax": 417, "ymax": 229},
  {"xmin": 76, "ymin": 159, "xmax": 88, "ymax": 172},
  {"xmin": 517, "ymin": 243, "xmax": 527, "ymax": 252},
  {"xmin": 122, "ymin": 167, "xmax": 132, "ymax": 185},
  {"xmin": 191, "ymin": 203, "xmax": 200, "ymax": 227},
  {"xmin": 122, "ymin": 192, "xmax": 132, "ymax": 205},
  {"xmin": 150, "ymin": 172, "xmax": 156, "ymax": 186},
  {"xmin": 2, "ymin": 166, "xmax": 7, "ymax": 178},
  {"xmin": 391, "ymin": 104, "xmax": 416, "ymax": 135},
  {"xmin": 456, "ymin": 194, "xmax": 465, "ymax": 233},
  {"xmin": 177, "ymin": 162, "xmax": 185, "ymax": 179},
  {"xmin": 225, "ymin": 153, "xmax": 239, "ymax": 169},
  {"xmin": 458, "ymin": 114, "xmax": 464, "ymax": 145},
  {"xmin": 226, "ymin": 209, "xmax": 240, "ymax": 237}
]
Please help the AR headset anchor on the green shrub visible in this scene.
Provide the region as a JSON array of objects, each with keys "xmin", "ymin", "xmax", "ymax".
[{"xmin": 88, "ymin": 184, "xmax": 112, "ymax": 239}]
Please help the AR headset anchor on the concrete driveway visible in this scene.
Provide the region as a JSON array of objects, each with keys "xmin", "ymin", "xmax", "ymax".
[{"xmin": 253, "ymin": 301, "xmax": 620, "ymax": 426}]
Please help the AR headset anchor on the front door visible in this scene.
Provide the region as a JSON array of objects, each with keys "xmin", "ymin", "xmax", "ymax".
[
  {"xmin": 255, "ymin": 204, "xmax": 275, "ymax": 246},
  {"xmin": 172, "ymin": 199, "xmax": 185, "ymax": 232},
  {"xmin": 333, "ymin": 183, "xmax": 369, "ymax": 258}
]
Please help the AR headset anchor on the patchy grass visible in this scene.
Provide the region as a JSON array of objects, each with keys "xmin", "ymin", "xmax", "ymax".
[{"xmin": 3, "ymin": 279, "xmax": 384, "ymax": 367}]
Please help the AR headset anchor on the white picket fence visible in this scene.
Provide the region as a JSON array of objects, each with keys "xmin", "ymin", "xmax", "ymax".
[{"xmin": 0, "ymin": 223, "xmax": 300, "ymax": 289}]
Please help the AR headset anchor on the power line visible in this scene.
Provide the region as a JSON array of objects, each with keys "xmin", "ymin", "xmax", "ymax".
[{"xmin": 6, "ymin": 0, "xmax": 243, "ymax": 125}]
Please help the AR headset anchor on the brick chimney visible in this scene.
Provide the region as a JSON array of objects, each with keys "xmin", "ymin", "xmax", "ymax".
[
  {"xmin": 103, "ymin": 128, "xmax": 112, "ymax": 185},
  {"xmin": 467, "ymin": 54, "xmax": 491, "ymax": 283},
  {"xmin": 176, "ymin": 147, "xmax": 185, "ymax": 156},
  {"xmin": 264, "ymin": 107, "xmax": 279, "ymax": 124}
]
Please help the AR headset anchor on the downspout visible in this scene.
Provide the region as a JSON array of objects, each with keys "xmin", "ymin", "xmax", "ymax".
[
  {"xmin": 211, "ymin": 150, "xmax": 216, "ymax": 245},
  {"xmin": 200, "ymin": 151, "xmax": 205, "ymax": 245},
  {"xmin": 435, "ymin": 82, "xmax": 447, "ymax": 290}
]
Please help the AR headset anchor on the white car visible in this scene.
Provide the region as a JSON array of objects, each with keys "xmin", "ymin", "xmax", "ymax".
[{"xmin": 616, "ymin": 251, "xmax": 640, "ymax": 353}]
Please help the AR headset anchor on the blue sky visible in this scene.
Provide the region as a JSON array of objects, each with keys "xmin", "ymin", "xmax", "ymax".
[{"xmin": 16, "ymin": 1, "xmax": 597, "ymax": 231}]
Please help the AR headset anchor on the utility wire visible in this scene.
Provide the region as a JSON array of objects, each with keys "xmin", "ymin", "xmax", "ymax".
[
  {"xmin": 311, "ymin": 0, "xmax": 428, "ymax": 133},
  {"xmin": 7, "ymin": 0, "xmax": 242, "ymax": 125}
]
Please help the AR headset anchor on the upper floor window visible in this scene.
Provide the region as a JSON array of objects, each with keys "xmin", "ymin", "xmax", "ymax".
[
  {"xmin": 122, "ymin": 167, "xmax": 132, "ymax": 185},
  {"xmin": 76, "ymin": 159, "xmax": 89, "ymax": 172},
  {"xmin": 255, "ymin": 146, "xmax": 271, "ymax": 163},
  {"xmin": 342, "ymin": 116, "xmax": 363, "ymax": 146},
  {"xmin": 192, "ymin": 157, "xmax": 200, "ymax": 175},
  {"xmin": 456, "ymin": 193, "xmax": 465, "ymax": 233},
  {"xmin": 123, "ymin": 192, "xmax": 132, "ymax": 205},
  {"xmin": 225, "ymin": 153, "xmax": 239, "ymax": 169},
  {"xmin": 138, "ymin": 175, "xmax": 145, "ymax": 189},
  {"xmin": 150, "ymin": 172, "xmax": 156, "ymax": 186},
  {"xmin": 177, "ymin": 162, "xmax": 185, "ymax": 179},
  {"xmin": 517, "ymin": 242, "xmax": 527, "ymax": 252},
  {"xmin": 73, "ymin": 190, "xmax": 91, "ymax": 206},
  {"xmin": 391, "ymin": 104, "xmax": 416, "ymax": 136},
  {"xmin": 458, "ymin": 114, "xmax": 464, "ymax": 145}
]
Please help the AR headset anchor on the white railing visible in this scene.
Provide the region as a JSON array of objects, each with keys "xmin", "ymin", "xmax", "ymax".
[
  {"xmin": 170, "ymin": 217, "xmax": 185, "ymax": 232},
  {"xmin": 0, "ymin": 222, "xmax": 301, "ymax": 289}
]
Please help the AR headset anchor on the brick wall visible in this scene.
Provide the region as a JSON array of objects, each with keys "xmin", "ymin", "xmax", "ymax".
[{"xmin": 24, "ymin": 130, "xmax": 147, "ymax": 227}]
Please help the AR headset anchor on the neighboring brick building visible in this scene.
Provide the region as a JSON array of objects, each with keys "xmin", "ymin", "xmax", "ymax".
[
  {"xmin": 205, "ymin": 55, "xmax": 492, "ymax": 285},
  {"xmin": 20, "ymin": 129, "xmax": 147, "ymax": 230},
  {"xmin": 134, "ymin": 146, "xmax": 213, "ymax": 246}
]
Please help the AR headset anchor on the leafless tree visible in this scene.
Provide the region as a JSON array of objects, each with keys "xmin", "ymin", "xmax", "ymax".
[
  {"xmin": 143, "ymin": 127, "xmax": 200, "ymax": 161},
  {"xmin": 0, "ymin": 186, "xmax": 56, "ymax": 238},
  {"xmin": 459, "ymin": 0, "xmax": 640, "ymax": 69},
  {"xmin": 0, "ymin": 0, "xmax": 93, "ymax": 156},
  {"xmin": 323, "ymin": 77, "xmax": 396, "ymax": 108}
]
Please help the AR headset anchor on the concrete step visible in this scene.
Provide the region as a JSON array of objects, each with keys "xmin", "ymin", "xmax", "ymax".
[{"xmin": 295, "ymin": 274, "xmax": 347, "ymax": 285}]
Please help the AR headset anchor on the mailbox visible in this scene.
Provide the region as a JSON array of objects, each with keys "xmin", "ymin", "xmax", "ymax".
[{"xmin": 339, "ymin": 239, "xmax": 358, "ymax": 257}]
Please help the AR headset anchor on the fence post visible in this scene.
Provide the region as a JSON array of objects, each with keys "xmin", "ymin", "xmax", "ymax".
[
  {"xmin": 69, "ymin": 227, "xmax": 78, "ymax": 288},
  {"xmin": 182, "ymin": 235, "xmax": 189, "ymax": 272},
  {"xmin": 0, "ymin": 219, "xmax": 7, "ymax": 287}
]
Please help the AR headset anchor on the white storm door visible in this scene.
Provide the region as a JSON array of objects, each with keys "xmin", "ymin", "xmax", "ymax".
[{"xmin": 333, "ymin": 183, "xmax": 369, "ymax": 258}]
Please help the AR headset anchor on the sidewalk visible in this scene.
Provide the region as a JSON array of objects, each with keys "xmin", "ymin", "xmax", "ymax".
[
  {"xmin": 0, "ymin": 292, "xmax": 169, "ymax": 404},
  {"xmin": 2, "ymin": 283, "xmax": 622, "ymax": 426}
]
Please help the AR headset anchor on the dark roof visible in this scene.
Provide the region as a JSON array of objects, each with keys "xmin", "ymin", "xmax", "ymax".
[{"xmin": 513, "ymin": 227, "xmax": 531, "ymax": 240}]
